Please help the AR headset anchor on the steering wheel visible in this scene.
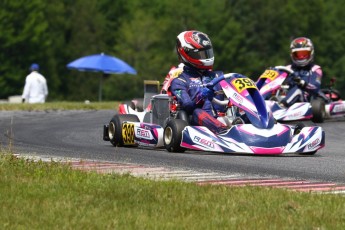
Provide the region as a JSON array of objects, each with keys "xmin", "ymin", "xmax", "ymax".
[
  {"xmin": 273, "ymin": 65, "xmax": 294, "ymax": 74},
  {"xmin": 203, "ymin": 73, "xmax": 236, "ymax": 106}
]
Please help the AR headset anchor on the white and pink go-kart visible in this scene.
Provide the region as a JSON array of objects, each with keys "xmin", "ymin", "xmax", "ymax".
[
  {"xmin": 256, "ymin": 66, "xmax": 345, "ymax": 123},
  {"xmin": 103, "ymin": 73, "xmax": 325, "ymax": 155}
]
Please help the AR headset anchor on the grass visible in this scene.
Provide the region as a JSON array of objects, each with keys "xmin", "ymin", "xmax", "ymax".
[
  {"xmin": 1, "ymin": 152, "xmax": 345, "ymax": 229},
  {"xmin": 0, "ymin": 101, "xmax": 119, "ymax": 111}
]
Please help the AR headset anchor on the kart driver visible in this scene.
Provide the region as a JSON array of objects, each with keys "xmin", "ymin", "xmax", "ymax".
[
  {"xmin": 169, "ymin": 30, "xmax": 228, "ymax": 134},
  {"xmin": 279, "ymin": 37, "xmax": 323, "ymax": 107}
]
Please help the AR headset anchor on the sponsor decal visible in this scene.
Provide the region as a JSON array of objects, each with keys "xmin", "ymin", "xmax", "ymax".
[
  {"xmin": 136, "ymin": 128, "xmax": 151, "ymax": 139},
  {"xmin": 307, "ymin": 138, "xmax": 320, "ymax": 149},
  {"xmin": 190, "ymin": 78, "xmax": 202, "ymax": 83},
  {"xmin": 232, "ymin": 92, "xmax": 243, "ymax": 104},
  {"xmin": 122, "ymin": 123, "xmax": 135, "ymax": 145},
  {"xmin": 287, "ymin": 111, "xmax": 303, "ymax": 118},
  {"xmin": 175, "ymin": 90, "xmax": 182, "ymax": 97},
  {"xmin": 177, "ymin": 78, "xmax": 186, "ymax": 83},
  {"xmin": 269, "ymin": 81, "xmax": 280, "ymax": 88},
  {"xmin": 193, "ymin": 136, "xmax": 215, "ymax": 149},
  {"xmin": 332, "ymin": 104, "xmax": 345, "ymax": 113},
  {"xmin": 190, "ymin": 83, "xmax": 202, "ymax": 88},
  {"xmin": 202, "ymin": 40, "xmax": 211, "ymax": 46}
]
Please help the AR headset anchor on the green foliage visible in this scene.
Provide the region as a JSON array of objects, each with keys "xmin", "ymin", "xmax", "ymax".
[
  {"xmin": 0, "ymin": 101, "xmax": 119, "ymax": 111},
  {"xmin": 0, "ymin": 0, "xmax": 344, "ymax": 100}
]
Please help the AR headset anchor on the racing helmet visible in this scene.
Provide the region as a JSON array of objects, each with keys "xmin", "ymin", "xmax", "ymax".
[
  {"xmin": 176, "ymin": 30, "xmax": 214, "ymax": 70},
  {"xmin": 290, "ymin": 37, "xmax": 314, "ymax": 67}
]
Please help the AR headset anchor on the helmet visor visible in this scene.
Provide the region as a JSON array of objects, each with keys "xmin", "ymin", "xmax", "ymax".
[
  {"xmin": 292, "ymin": 50, "xmax": 311, "ymax": 60},
  {"xmin": 187, "ymin": 48, "xmax": 214, "ymax": 59}
]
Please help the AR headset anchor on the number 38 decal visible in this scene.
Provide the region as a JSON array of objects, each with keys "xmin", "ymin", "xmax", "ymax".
[
  {"xmin": 122, "ymin": 123, "xmax": 135, "ymax": 145},
  {"xmin": 231, "ymin": 78, "xmax": 257, "ymax": 93}
]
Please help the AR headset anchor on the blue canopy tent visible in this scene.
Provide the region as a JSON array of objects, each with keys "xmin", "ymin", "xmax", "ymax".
[{"xmin": 67, "ymin": 53, "xmax": 137, "ymax": 101}]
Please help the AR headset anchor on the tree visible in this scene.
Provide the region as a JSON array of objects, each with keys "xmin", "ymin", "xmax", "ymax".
[
  {"xmin": 0, "ymin": 0, "xmax": 50, "ymax": 98},
  {"xmin": 1, "ymin": 0, "xmax": 344, "ymax": 100}
]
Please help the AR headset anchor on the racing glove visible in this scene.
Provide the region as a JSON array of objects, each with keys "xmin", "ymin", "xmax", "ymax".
[
  {"xmin": 293, "ymin": 76, "xmax": 307, "ymax": 88},
  {"xmin": 201, "ymin": 87, "xmax": 214, "ymax": 101}
]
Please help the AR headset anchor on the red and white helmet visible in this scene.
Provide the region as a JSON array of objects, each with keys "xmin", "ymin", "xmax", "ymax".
[
  {"xmin": 290, "ymin": 37, "xmax": 314, "ymax": 67},
  {"xmin": 176, "ymin": 31, "xmax": 214, "ymax": 70}
]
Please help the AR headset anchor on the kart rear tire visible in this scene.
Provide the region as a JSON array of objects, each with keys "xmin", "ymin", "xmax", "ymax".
[
  {"xmin": 176, "ymin": 110, "xmax": 191, "ymax": 125},
  {"xmin": 131, "ymin": 98, "xmax": 144, "ymax": 112},
  {"xmin": 311, "ymin": 98, "xmax": 325, "ymax": 123},
  {"xmin": 164, "ymin": 119, "xmax": 188, "ymax": 153},
  {"xmin": 109, "ymin": 114, "xmax": 140, "ymax": 147}
]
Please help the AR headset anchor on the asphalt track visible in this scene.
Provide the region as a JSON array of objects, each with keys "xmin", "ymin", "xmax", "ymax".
[{"xmin": 1, "ymin": 110, "xmax": 345, "ymax": 184}]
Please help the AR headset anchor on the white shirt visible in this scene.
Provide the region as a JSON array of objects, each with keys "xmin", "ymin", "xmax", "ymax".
[{"xmin": 22, "ymin": 71, "xmax": 48, "ymax": 103}]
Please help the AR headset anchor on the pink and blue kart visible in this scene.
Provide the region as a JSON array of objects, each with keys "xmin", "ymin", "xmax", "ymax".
[
  {"xmin": 103, "ymin": 73, "xmax": 325, "ymax": 155},
  {"xmin": 256, "ymin": 66, "xmax": 345, "ymax": 123}
]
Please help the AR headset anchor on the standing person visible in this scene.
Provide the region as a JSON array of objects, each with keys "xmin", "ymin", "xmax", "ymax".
[
  {"xmin": 22, "ymin": 63, "xmax": 48, "ymax": 103},
  {"xmin": 279, "ymin": 37, "xmax": 323, "ymax": 107},
  {"xmin": 170, "ymin": 30, "xmax": 229, "ymax": 134}
]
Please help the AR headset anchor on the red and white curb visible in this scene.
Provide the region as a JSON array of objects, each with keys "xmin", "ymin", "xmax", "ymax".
[{"xmin": 15, "ymin": 154, "xmax": 345, "ymax": 194}]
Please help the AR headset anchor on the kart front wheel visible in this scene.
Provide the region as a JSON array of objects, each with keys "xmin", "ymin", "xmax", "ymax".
[
  {"xmin": 311, "ymin": 98, "xmax": 325, "ymax": 123},
  {"xmin": 109, "ymin": 114, "xmax": 140, "ymax": 147},
  {"xmin": 164, "ymin": 119, "xmax": 188, "ymax": 153}
]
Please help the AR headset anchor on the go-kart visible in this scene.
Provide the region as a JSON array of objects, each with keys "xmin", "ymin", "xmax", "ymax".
[
  {"xmin": 103, "ymin": 73, "xmax": 325, "ymax": 155},
  {"xmin": 256, "ymin": 66, "xmax": 345, "ymax": 123}
]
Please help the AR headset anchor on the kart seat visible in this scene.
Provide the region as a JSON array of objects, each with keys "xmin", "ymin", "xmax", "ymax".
[
  {"xmin": 143, "ymin": 80, "xmax": 160, "ymax": 109},
  {"xmin": 320, "ymin": 88, "xmax": 341, "ymax": 102}
]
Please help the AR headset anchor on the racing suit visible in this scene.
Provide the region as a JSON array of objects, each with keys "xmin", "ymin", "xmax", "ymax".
[
  {"xmin": 170, "ymin": 65, "xmax": 227, "ymax": 134},
  {"xmin": 280, "ymin": 63, "xmax": 322, "ymax": 107}
]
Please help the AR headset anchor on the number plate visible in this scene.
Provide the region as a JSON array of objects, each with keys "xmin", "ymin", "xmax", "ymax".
[
  {"xmin": 122, "ymin": 123, "xmax": 135, "ymax": 145},
  {"xmin": 231, "ymin": 78, "xmax": 257, "ymax": 93},
  {"xmin": 259, "ymin": 70, "xmax": 279, "ymax": 80}
]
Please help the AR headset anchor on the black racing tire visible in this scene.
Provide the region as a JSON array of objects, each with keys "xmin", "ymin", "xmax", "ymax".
[
  {"xmin": 109, "ymin": 114, "xmax": 140, "ymax": 147},
  {"xmin": 293, "ymin": 122, "xmax": 305, "ymax": 135},
  {"xmin": 163, "ymin": 119, "xmax": 188, "ymax": 153},
  {"xmin": 176, "ymin": 110, "xmax": 191, "ymax": 125},
  {"xmin": 131, "ymin": 98, "xmax": 144, "ymax": 112},
  {"xmin": 311, "ymin": 98, "xmax": 325, "ymax": 123}
]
